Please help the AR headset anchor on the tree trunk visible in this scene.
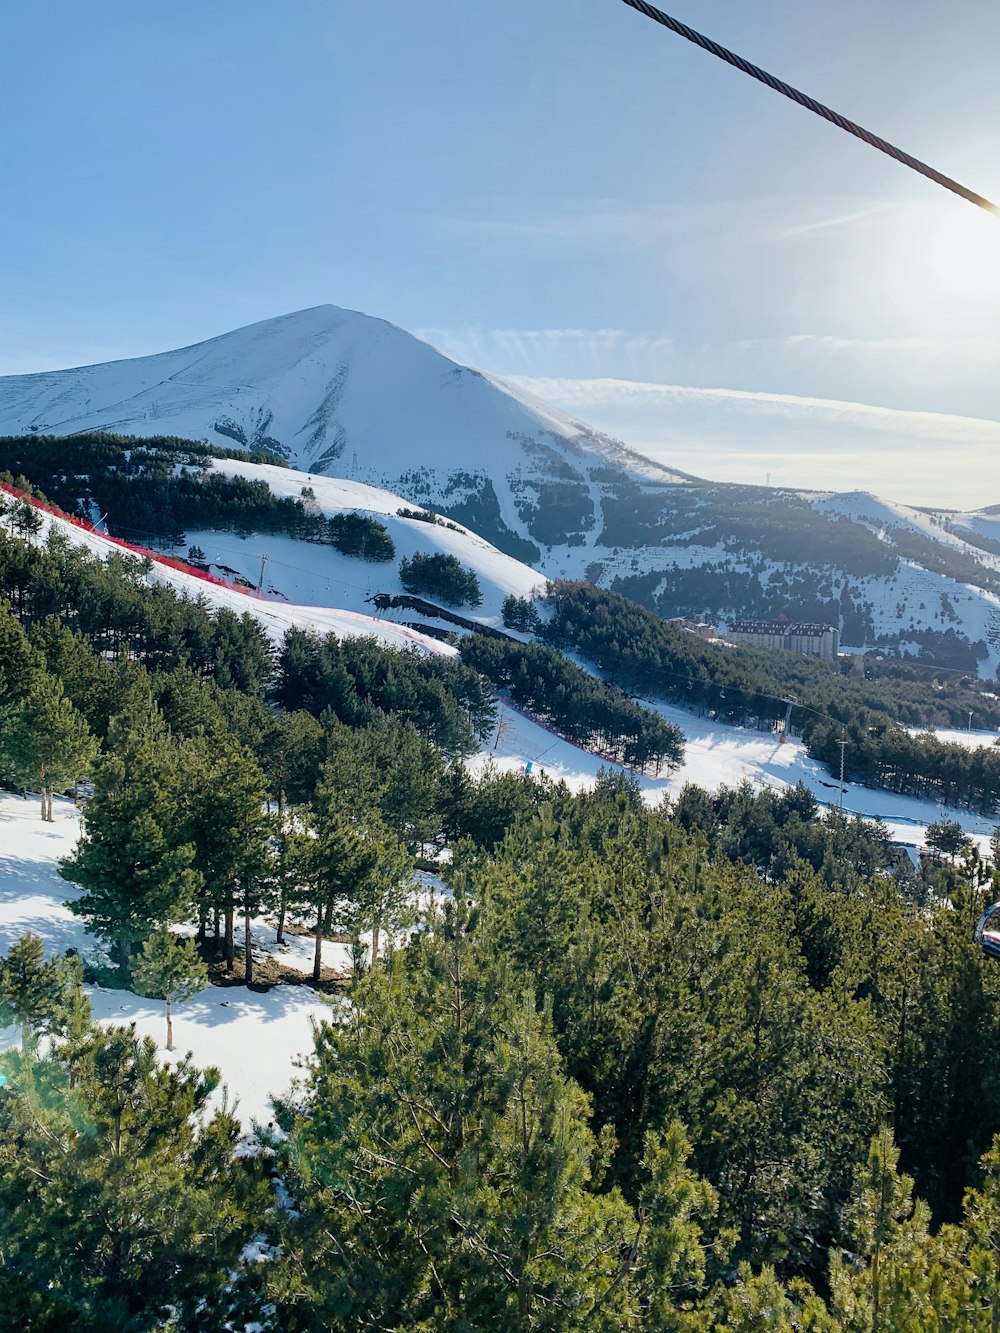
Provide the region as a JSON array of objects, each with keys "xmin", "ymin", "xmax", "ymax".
[
  {"xmin": 213, "ymin": 907, "xmax": 220, "ymax": 947},
  {"xmin": 244, "ymin": 900, "xmax": 253, "ymax": 985},
  {"xmin": 196, "ymin": 899, "xmax": 208, "ymax": 944},
  {"xmin": 39, "ymin": 788, "xmax": 46, "ymax": 821},
  {"xmin": 46, "ymin": 789, "xmax": 54, "ymax": 822},
  {"xmin": 117, "ymin": 934, "xmax": 131, "ymax": 983},
  {"xmin": 372, "ymin": 921, "xmax": 381, "ymax": 964},
  {"xmin": 313, "ymin": 903, "xmax": 324, "ymax": 983},
  {"xmin": 224, "ymin": 909, "xmax": 235, "ymax": 973},
  {"xmin": 276, "ymin": 898, "xmax": 286, "ymax": 946},
  {"xmin": 322, "ymin": 897, "xmax": 335, "ymax": 935},
  {"xmin": 165, "ymin": 993, "xmax": 174, "ymax": 1052}
]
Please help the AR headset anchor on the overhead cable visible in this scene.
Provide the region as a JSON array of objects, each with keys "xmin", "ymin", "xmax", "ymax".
[{"xmin": 617, "ymin": 0, "xmax": 999, "ymax": 215}]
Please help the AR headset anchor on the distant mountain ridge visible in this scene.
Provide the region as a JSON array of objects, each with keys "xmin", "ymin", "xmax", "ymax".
[
  {"xmin": 2, "ymin": 305, "xmax": 999, "ymax": 677},
  {"xmin": 0, "ymin": 305, "xmax": 691, "ymax": 566}
]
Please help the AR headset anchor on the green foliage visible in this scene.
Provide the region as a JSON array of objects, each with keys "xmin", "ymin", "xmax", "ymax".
[
  {"xmin": 542, "ymin": 581, "xmax": 1000, "ymax": 814},
  {"xmin": 328, "ymin": 510, "xmax": 395, "ymax": 561},
  {"xmin": 460, "ymin": 633, "xmax": 685, "ymax": 773},
  {"xmin": 8, "ymin": 448, "xmax": 1000, "ymax": 1325},
  {"xmin": 131, "ymin": 929, "xmax": 208, "ymax": 1050},
  {"xmin": 276, "ymin": 626, "xmax": 494, "ymax": 753},
  {"xmin": 0, "ymin": 1020, "xmax": 265, "ymax": 1332},
  {"xmin": 0, "ymin": 934, "xmax": 88, "ymax": 1054},
  {"xmin": 399, "ymin": 549, "xmax": 483, "ymax": 607},
  {"xmin": 0, "ymin": 522, "xmax": 274, "ymax": 695},
  {"xmin": 265, "ymin": 905, "xmax": 714, "ymax": 1331},
  {"xmin": 61, "ymin": 725, "xmax": 202, "ymax": 980},
  {"xmin": 0, "ymin": 432, "xmax": 296, "ymax": 547},
  {"xmin": 925, "ymin": 818, "xmax": 972, "ymax": 859},
  {"xmin": 441, "ymin": 761, "xmax": 553, "ymax": 850},
  {"xmin": 501, "ymin": 592, "xmax": 541, "ymax": 633},
  {"xmin": 2, "ymin": 669, "xmax": 96, "ymax": 820}
]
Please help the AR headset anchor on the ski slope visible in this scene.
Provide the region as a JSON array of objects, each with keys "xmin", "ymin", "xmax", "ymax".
[
  {"xmin": 9, "ymin": 499, "xmax": 458, "ymax": 659},
  {"xmin": 478, "ymin": 695, "xmax": 996, "ymax": 855},
  {"xmin": 10, "ymin": 495, "xmax": 997, "ymax": 851},
  {"xmin": 185, "ymin": 457, "xmax": 545, "ymax": 623}
]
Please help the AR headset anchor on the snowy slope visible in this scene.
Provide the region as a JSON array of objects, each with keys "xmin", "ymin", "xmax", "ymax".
[
  {"xmin": 1, "ymin": 706, "xmax": 992, "ymax": 1127},
  {"xmin": 190, "ymin": 458, "xmax": 544, "ymax": 623},
  {"xmin": 3, "ymin": 305, "xmax": 999, "ymax": 669},
  {"xmin": 9, "ymin": 501, "xmax": 459, "ymax": 659},
  {"xmin": 0, "ymin": 793, "xmax": 332, "ymax": 1128},
  {"xmin": 0, "ymin": 305, "xmax": 688, "ymax": 545}
]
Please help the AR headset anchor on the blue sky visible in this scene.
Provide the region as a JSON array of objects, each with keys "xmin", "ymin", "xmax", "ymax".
[{"xmin": 2, "ymin": 0, "xmax": 999, "ymax": 504}]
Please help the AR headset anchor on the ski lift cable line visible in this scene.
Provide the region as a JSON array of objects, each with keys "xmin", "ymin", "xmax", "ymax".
[{"xmin": 616, "ymin": 0, "xmax": 1000, "ymax": 216}]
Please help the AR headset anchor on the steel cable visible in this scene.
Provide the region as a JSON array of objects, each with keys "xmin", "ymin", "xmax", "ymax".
[{"xmin": 618, "ymin": 0, "xmax": 999, "ymax": 214}]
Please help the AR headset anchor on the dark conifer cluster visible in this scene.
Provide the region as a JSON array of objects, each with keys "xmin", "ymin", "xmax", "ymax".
[
  {"xmin": 398, "ymin": 549, "xmax": 484, "ymax": 607},
  {"xmin": 0, "ymin": 432, "xmax": 396, "ymax": 561},
  {"xmin": 461, "ymin": 634, "xmax": 685, "ymax": 774},
  {"xmin": 5, "ymin": 510, "xmax": 1000, "ymax": 1329},
  {"xmin": 542, "ymin": 581, "xmax": 1000, "ymax": 815},
  {"xmin": 3, "ymin": 773, "xmax": 1000, "ymax": 1329}
]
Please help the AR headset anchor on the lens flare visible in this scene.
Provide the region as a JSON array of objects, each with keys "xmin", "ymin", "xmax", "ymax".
[{"xmin": 925, "ymin": 204, "xmax": 1000, "ymax": 300}]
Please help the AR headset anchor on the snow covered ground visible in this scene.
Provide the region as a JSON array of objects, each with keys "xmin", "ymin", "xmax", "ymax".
[
  {"xmin": 906, "ymin": 725, "xmax": 1000, "ymax": 751},
  {"xmin": 0, "ymin": 795, "xmax": 330, "ymax": 1128},
  {"xmin": 0, "ymin": 305, "xmax": 687, "ymax": 494},
  {"xmin": 480, "ymin": 695, "xmax": 997, "ymax": 857},
  {"xmin": 1, "ymin": 693, "xmax": 995, "ymax": 1127},
  {"xmin": 196, "ymin": 458, "xmax": 544, "ymax": 625},
  {"xmin": 10, "ymin": 503, "xmax": 458, "ymax": 659}
]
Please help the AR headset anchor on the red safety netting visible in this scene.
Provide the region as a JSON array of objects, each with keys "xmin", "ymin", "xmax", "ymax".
[{"xmin": 0, "ymin": 480, "xmax": 267, "ymax": 599}]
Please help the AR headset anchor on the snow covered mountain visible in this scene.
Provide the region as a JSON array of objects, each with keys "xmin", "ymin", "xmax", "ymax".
[
  {"xmin": 2, "ymin": 304, "xmax": 999, "ymax": 675},
  {"xmin": 0, "ymin": 305, "xmax": 689, "ymax": 566}
]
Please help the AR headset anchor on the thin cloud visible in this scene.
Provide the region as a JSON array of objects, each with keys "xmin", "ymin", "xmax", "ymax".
[
  {"xmin": 507, "ymin": 375, "xmax": 1000, "ymax": 444},
  {"xmin": 780, "ymin": 333, "xmax": 1000, "ymax": 358},
  {"xmin": 441, "ymin": 192, "xmax": 889, "ymax": 252},
  {"xmin": 415, "ymin": 326, "xmax": 676, "ymax": 371}
]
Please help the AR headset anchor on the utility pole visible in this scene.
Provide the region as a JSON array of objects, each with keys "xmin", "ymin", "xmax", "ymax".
[
  {"xmin": 781, "ymin": 696, "xmax": 795, "ymax": 741},
  {"xmin": 257, "ymin": 552, "xmax": 270, "ymax": 592},
  {"xmin": 837, "ymin": 738, "xmax": 848, "ymax": 809}
]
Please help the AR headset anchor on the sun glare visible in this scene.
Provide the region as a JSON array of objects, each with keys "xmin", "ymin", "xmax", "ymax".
[{"xmin": 924, "ymin": 204, "xmax": 1000, "ymax": 301}]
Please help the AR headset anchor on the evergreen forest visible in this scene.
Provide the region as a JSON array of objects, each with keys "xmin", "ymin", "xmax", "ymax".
[
  {"xmin": 541, "ymin": 581, "xmax": 1000, "ymax": 817},
  {"xmin": 2, "ymin": 513, "xmax": 1000, "ymax": 1329},
  {"xmin": 0, "ymin": 433, "xmax": 396, "ymax": 560}
]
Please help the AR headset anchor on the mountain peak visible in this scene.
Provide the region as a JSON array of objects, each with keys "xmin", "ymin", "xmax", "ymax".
[{"xmin": 0, "ymin": 305, "xmax": 692, "ymax": 562}]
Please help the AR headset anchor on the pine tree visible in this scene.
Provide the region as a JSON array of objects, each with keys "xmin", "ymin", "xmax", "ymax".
[
  {"xmin": 351, "ymin": 826, "xmax": 414, "ymax": 963},
  {"xmin": 958, "ymin": 1137, "xmax": 1000, "ymax": 1332},
  {"xmin": 0, "ymin": 603, "xmax": 37, "ymax": 703},
  {"xmin": 4, "ymin": 670, "xmax": 96, "ymax": 820},
  {"xmin": 131, "ymin": 928, "xmax": 208, "ymax": 1051},
  {"xmin": 179, "ymin": 740, "xmax": 270, "ymax": 980},
  {"xmin": 62, "ymin": 730, "xmax": 201, "ymax": 980},
  {"xmin": 829, "ymin": 1129, "xmax": 941, "ymax": 1331},
  {"xmin": 0, "ymin": 1020, "xmax": 266, "ymax": 1331},
  {"xmin": 305, "ymin": 791, "xmax": 376, "ymax": 981},
  {"xmin": 0, "ymin": 934, "xmax": 88, "ymax": 1055},
  {"xmin": 265, "ymin": 903, "xmax": 698, "ymax": 1331}
]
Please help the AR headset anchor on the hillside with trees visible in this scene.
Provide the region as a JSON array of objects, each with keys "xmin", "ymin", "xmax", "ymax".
[
  {"xmin": 3, "ymin": 513, "xmax": 1000, "ymax": 1328},
  {"xmin": 541, "ymin": 581, "xmax": 1000, "ymax": 817}
]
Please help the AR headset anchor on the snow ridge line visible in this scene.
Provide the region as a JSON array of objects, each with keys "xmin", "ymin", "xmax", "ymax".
[{"xmin": 0, "ymin": 480, "xmax": 270, "ymax": 601}]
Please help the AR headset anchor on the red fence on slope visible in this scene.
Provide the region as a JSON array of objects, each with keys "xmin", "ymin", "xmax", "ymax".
[{"xmin": 0, "ymin": 480, "xmax": 267, "ymax": 600}]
